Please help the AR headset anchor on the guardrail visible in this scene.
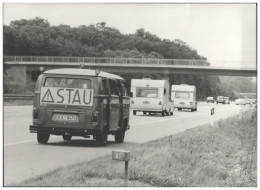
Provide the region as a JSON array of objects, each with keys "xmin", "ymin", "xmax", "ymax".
[
  {"xmin": 4, "ymin": 56, "xmax": 211, "ymax": 66},
  {"xmin": 4, "ymin": 94, "xmax": 34, "ymax": 100}
]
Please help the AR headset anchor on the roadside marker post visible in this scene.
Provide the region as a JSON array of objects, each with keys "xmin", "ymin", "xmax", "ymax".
[
  {"xmin": 211, "ymin": 108, "xmax": 214, "ymax": 115},
  {"xmin": 210, "ymin": 107, "xmax": 215, "ymax": 126},
  {"xmin": 112, "ymin": 150, "xmax": 130, "ymax": 185}
]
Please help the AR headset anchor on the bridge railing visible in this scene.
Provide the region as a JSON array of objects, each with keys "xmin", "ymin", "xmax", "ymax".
[{"xmin": 4, "ymin": 56, "xmax": 210, "ymax": 66}]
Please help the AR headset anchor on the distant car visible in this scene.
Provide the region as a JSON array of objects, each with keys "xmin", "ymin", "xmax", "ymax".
[
  {"xmin": 224, "ymin": 97, "xmax": 230, "ymax": 104},
  {"xmin": 251, "ymin": 99, "xmax": 257, "ymax": 104},
  {"xmin": 216, "ymin": 96, "xmax": 225, "ymax": 104},
  {"xmin": 207, "ymin": 97, "xmax": 214, "ymax": 103},
  {"xmin": 245, "ymin": 99, "xmax": 251, "ymax": 104},
  {"xmin": 235, "ymin": 98, "xmax": 246, "ymax": 105}
]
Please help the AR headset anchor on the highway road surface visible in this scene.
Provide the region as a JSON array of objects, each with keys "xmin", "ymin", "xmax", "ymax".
[{"xmin": 4, "ymin": 102, "xmax": 249, "ymax": 186}]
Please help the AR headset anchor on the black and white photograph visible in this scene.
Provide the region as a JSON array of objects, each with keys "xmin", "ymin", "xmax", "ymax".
[{"xmin": 2, "ymin": 2, "xmax": 257, "ymax": 187}]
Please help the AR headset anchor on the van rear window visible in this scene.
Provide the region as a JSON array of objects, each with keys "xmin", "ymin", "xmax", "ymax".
[
  {"xmin": 44, "ymin": 78, "xmax": 91, "ymax": 89},
  {"xmin": 175, "ymin": 92, "xmax": 190, "ymax": 98},
  {"xmin": 136, "ymin": 87, "xmax": 158, "ymax": 98}
]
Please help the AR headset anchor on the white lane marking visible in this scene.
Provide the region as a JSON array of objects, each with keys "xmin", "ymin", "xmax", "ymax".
[
  {"xmin": 4, "ymin": 119, "xmax": 32, "ymax": 124},
  {"xmin": 4, "ymin": 139, "xmax": 36, "ymax": 146},
  {"xmin": 4, "ymin": 136, "xmax": 61, "ymax": 147}
]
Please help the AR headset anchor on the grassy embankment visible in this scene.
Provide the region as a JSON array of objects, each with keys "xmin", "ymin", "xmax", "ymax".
[{"xmin": 18, "ymin": 108, "xmax": 257, "ymax": 187}]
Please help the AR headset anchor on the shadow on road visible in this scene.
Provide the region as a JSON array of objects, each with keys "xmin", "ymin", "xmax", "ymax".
[
  {"xmin": 44, "ymin": 139, "xmax": 140, "ymax": 148},
  {"xmin": 134, "ymin": 114, "xmax": 174, "ymax": 117}
]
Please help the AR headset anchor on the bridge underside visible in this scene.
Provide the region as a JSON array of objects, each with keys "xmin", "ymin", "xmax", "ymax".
[
  {"xmin": 3, "ymin": 62, "xmax": 256, "ymax": 93},
  {"xmin": 10, "ymin": 62, "xmax": 256, "ymax": 77}
]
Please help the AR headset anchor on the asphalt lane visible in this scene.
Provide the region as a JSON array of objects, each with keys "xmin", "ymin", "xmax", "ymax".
[{"xmin": 3, "ymin": 102, "xmax": 249, "ymax": 185}]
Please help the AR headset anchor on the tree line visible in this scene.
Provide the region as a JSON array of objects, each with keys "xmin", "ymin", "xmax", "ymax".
[{"xmin": 3, "ymin": 17, "xmax": 254, "ymax": 99}]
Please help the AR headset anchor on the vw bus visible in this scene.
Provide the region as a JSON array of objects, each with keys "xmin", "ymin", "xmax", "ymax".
[
  {"xmin": 130, "ymin": 79, "xmax": 174, "ymax": 116},
  {"xmin": 29, "ymin": 69, "xmax": 130, "ymax": 146}
]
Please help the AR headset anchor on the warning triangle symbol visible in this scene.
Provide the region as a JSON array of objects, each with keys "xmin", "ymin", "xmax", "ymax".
[{"xmin": 41, "ymin": 88, "xmax": 55, "ymax": 103}]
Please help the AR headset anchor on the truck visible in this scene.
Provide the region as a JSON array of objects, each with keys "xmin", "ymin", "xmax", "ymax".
[
  {"xmin": 130, "ymin": 79, "xmax": 174, "ymax": 116},
  {"xmin": 171, "ymin": 84, "xmax": 197, "ymax": 111}
]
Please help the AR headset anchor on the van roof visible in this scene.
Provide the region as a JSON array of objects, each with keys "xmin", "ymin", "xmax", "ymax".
[
  {"xmin": 131, "ymin": 79, "xmax": 167, "ymax": 87},
  {"xmin": 44, "ymin": 69, "xmax": 124, "ymax": 80},
  {"xmin": 171, "ymin": 84, "xmax": 195, "ymax": 91}
]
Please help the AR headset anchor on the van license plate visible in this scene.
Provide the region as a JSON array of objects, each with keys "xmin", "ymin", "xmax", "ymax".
[{"xmin": 52, "ymin": 114, "xmax": 79, "ymax": 122}]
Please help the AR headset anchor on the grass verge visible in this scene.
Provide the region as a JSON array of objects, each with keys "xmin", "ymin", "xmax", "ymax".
[{"xmin": 17, "ymin": 108, "xmax": 257, "ymax": 187}]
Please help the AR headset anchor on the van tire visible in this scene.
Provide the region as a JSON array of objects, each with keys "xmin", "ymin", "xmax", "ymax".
[
  {"xmin": 115, "ymin": 120, "xmax": 127, "ymax": 143},
  {"xmin": 143, "ymin": 111, "xmax": 147, "ymax": 115},
  {"xmin": 133, "ymin": 110, "xmax": 136, "ymax": 115},
  {"xmin": 115, "ymin": 130, "xmax": 125, "ymax": 143},
  {"xmin": 161, "ymin": 111, "xmax": 165, "ymax": 117},
  {"xmin": 177, "ymin": 108, "xmax": 182, "ymax": 111},
  {"xmin": 170, "ymin": 111, "xmax": 173, "ymax": 116},
  {"xmin": 63, "ymin": 135, "xmax": 72, "ymax": 141},
  {"xmin": 37, "ymin": 132, "xmax": 50, "ymax": 144},
  {"xmin": 96, "ymin": 131, "xmax": 108, "ymax": 146}
]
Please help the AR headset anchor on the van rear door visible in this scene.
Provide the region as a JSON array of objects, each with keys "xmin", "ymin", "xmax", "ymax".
[
  {"xmin": 108, "ymin": 79, "xmax": 121, "ymax": 131},
  {"xmin": 40, "ymin": 76, "xmax": 93, "ymax": 129},
  {"xmin": 172, "ymin": 91, "xmax": 191, "ymax": 108}
]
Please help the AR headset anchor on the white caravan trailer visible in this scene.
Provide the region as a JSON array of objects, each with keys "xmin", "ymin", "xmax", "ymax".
[
  {"xmin": 130, "ymin": 79, "xmax": 174, "ymax": 116},
  {"xmin": 171, "ymin": 84, "xmax": 197, "ymax": 111}
]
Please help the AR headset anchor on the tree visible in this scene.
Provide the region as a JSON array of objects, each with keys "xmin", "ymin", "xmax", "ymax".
[{"xmin": 10, "ymin": 17, "xmax": 50, "ymax": 27}]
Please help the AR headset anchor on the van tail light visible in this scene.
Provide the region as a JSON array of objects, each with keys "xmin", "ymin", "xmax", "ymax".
[
  {"xmin": 92, "ymin": 111, "xmax": 99, "ymax": 123},
  {"xmin": 159, "ymin": 101, "xmax": 162, "ymax": 105},
  {"xmin": 190, "ymin": 102, "xmax": 192, "ymax": 106},
  {"xmin": 33, "ymin": 108, "xmax": 38, "ymax": 119}
]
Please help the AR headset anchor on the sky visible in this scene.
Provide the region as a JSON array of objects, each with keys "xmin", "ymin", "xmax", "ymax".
[{"xmin": 3, "ymin": 3, "xmax": 257, "ymax": 68}]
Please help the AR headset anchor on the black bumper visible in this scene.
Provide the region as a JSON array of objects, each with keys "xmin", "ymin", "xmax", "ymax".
[{"xmin": 30, "ymin": 125, "xmax": 99, "ymax": 136}]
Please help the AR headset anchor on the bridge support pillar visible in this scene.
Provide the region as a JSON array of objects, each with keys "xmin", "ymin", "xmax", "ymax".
[{"xmin": 163, "ymin": 74, "xmax": 170, "ymax": 82}]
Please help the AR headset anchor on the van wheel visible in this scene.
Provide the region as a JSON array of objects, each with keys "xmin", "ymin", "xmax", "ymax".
[
  {"xmin": 161, "ymin": 111, "xmax": 165, "ymax": 117},
  {"xmin": 143, "ymin": 111, "xmax": 147, "ymax": 115},
  {"xmin": 149, "ymin": 112, "xmax": 151, "ymax": 115},
  {"xmin": 115, "ymin": 130, "xmax": 125, "ymax": 143},
  {"xmin": 37, "ymin": 132, "xmax": 50, "ymax": 144},
  {"xmin": 177, "ymin": 108, "xmax": 182, "ymax": 111},
  {"xmin": 170, "ymin": 111, "xmax": 173, "ymax": 116},
  {"xmin": 166, "ymin": 111, "xmax": 169, "ymax": 116},
  {"xmin": 96, "ymin": 131, "xmax": 108, "ymax": 146},
  {"xmin": 63, "ymin": 135, "xmax": 72, "ymax": 141},
  {"xmin": 133, "ymin": 110, "xmax": 136, "ymax": 115}
]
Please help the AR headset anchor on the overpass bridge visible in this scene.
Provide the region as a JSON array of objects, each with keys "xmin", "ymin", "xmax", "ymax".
[
  {"xmin": 4, "ymin": 56, "xmax": 257, "ymax": 75},
  {"xmin": 3, "ymin": 56, "xmax": 257, "ymax": 91}
]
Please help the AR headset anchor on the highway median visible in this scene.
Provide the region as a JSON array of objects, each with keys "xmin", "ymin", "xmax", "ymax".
[{"xmin": 16, "ymin": 108, "xmax": 256, "ymax": 187}]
